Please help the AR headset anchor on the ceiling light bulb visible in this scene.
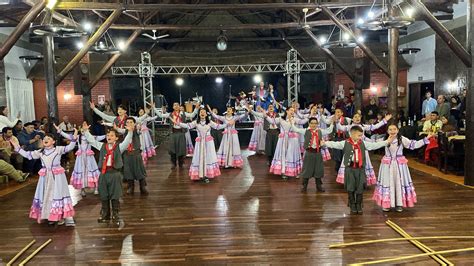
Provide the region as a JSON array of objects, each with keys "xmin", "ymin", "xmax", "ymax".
[
  {"xmin": 357, "ymin": 36, "xmax": 365, "ymax": 42},
  {"xmin": 117, "ymin": 40, "xmax": 126, "ymax": 51},
  {"xmin": 342, "ymin": 32, "xmax": 350, "ymax": 41},
  {"xmin": 176, "ymin": 77, "xmax": 184, "ymax": 86},
  {"xmin": 357, "ymin": 18, "xmax": 364, "ymax": 25},
  {"xmin": 76, "ymin": 42, "xmax": 84, "ymax": 49},
  {"xmin": 319, "ymin": 36, "xmax": 327, "ymax": 44}
]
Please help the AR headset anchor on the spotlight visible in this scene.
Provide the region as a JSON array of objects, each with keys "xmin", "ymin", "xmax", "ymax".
[
  {"xmin": 175, "ymin": 77, "xmax": 184, "ymax": 86},
  {"xmin": 406, "ymin": 8, "xmax": 415, "ymax": 18},
  {"xmin": 76, "ymin": 41, "xmax": 84, "ymax": 49},
  {"xmin": 82, "ymin": 21, "xmax": 93, "ymax": 32},
  {"xmin": 253, "ymin": 74, "xmax": 262, "ymax": 84},
  {"xmin": 368, "ymin": 11, "xmax": 375, "ymax": 18},
  {"xmin": 357, "ymin": 18, "xmax": 365, "ymax": 25},
  {"xmin": 46, "ymin": 0, "xmax": 57, "ymax": 9},
  {"xmin": 98, "ymin": 41, "xmax": 105, "ymax": 50},
  {"xmin": 117, "ymin": 40, "xmax": 126, "ymax": 51},
  {"xmin": 216, "ymin": 30, "xmax": 227, "ymax": 51},
  {"xmin": 370, "ymin": 86, "xmax": 377, "ymax": 93},
  {"xmin": 357, "ymin": 36, "xmax": 365, "ymax": 43},
  {"xmin": 342, "ymin": 32, "xmax": 350, "ymax": 41},
  {"xmin": 318, "ymin": 35, "xmax": 327, "ymax": 44},
  {"xmin": 215, "ymin": 77, "xmax": 223, "ymax": 84}
]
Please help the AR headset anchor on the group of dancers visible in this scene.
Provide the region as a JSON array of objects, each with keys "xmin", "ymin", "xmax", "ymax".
[{"xmin": 13, "ymin": 93, "xmax": 435, "ymax": 228}]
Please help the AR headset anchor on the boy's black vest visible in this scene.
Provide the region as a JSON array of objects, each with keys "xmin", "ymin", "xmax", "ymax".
[
  {"xmin": 342, "ymin": 141, "xmax": 367, "ymax": 168},
  {"xmin": 98, "ymin": 143, "xmax": 123, "ymax": 171},
  {"xmin": 170, "ymin": 112, "xmax": 187, "ymax": 131},
  {"xmin": 264, "ymin": 113, "xmax": 280, "ymax": 131},
  {"xmin": 332, "ymin": 117, "xmax": 349, "ymax": 140},
  {"xmin": 303, "ymin": 129, "xmax": 322, "ymax": 152}
]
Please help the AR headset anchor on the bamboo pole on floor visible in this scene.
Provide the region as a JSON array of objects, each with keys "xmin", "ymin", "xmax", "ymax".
[
  {"xmin": 6, "ymin": 240, "xmax": 36, "ymax": 266},
  {"xmin": 329, "ymin": 236, "xmax": 474, "ymax": 248},
  {"xmin": 18, "ymin": 239, "xmax": 52, "ymax": 266},
  {"xmin": 348, "ymin": 247, "xmax": 474, "ymax": 265},
  {"xmin": 386, "ymin": 220, "xmax": 452, "ymax": 265}
]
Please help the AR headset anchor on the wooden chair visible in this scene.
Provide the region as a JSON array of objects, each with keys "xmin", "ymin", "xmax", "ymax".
[{"xmin": 437, "ymin": 132, "xmax": 464, "ymax": 174}]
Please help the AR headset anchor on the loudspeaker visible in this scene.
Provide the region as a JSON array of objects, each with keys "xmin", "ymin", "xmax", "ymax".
[{"xmin": 73, "ymin": 63, "xmax": 89, "ymax": 95}]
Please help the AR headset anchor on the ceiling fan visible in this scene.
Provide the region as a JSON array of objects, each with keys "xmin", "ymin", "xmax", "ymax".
[{"xmin": 142, "ymin": 30, "xmax": 169, "ymax": 41}]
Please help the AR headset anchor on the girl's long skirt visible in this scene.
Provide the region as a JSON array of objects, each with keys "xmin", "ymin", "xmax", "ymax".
[
  {"xmin": 216, "ymin": 129, "xmax": 243, "ymax": 168},
  {"xmin": 248, "ymin": 121, "xmax": 266, "ymax": 152},
  {"xmin": 70, "ymin": 149, "xmax": 100, "ymax": 189},
  {"xmin": 30, "ymin": 167, "xmax": 75, "ymax": 223},
  {"xmin": 372, "ymin": 156, "xmax": 417, "ymax": 208},
  {"xmin": 140, "ymin": 127, "xmax": 156, "ymax": 163},
  {"xmin": 270, "ymin": 132, "xmax": 302, "ymax": 177},
  {"xmin": 189, "ymin": 135, "xmax": 221, "ymax": 180}
]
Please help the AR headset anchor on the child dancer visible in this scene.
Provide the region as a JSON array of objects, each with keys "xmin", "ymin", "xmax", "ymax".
[
  {"xmin": 116, "ymin": 117, "xmax": 149, "ymax": 195},
  {"xmin": 180, "ymin": 105, "xmax": 197, "ymax": 156},
  {"xmin": 155, "ymin": 102, "xmax": 198, "ymax": 169},
  {"xmin": 373, "ymin": 124, "xmax": 432, "ymax": 212},
  {"xmin": 323, "ymin": 126, "xmax": 395, "ymax": 214},
  {"xmin": 335, "ymin": 112, "xmax": 392, "ymax": 185},
  {"xmin": 291, "ymin": 117, "xmax": 334, "ymax": 192},
  {"xmin": 297, "ymin": 104, "xmax": 333, "ymax": 161},
  {"xmin": 264, "ymin": 106, "xmax": 308, "ymax": 180},
  {"xmin": 248, "ymin": 105, "xmax": 266, "ymax": 154},
  {"xmin": 172, "ymin": 108, "xmax": 227, "ymax": 182},
  {"xmin": 330, "ymin": 108, "xmax": 351, "ymax": 172},
  {"xmin": 12, "ymin": 130, "xmax": 78, "ymax": 226},
  {"xmin": 253, "ymin": 105, "xmax": 280, "ymax": 165},
  {"xmin": 55, "ymin": 122, "xmax": 103, "ymax": 197},
  {"xmin": 208, "ymin": 105, "xmax": 247, "ymax": 168},
  {"xmin": 137, "ymin": 107, "xmax": 157, "ymax": 164},
  {"xmin": 83, "ymin": 123, "xmax": 134, "ymax": 226}
]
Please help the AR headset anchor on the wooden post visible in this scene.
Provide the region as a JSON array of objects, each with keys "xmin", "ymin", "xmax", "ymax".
[
  {"xmin": 466, "ymin": 0, "xmax": 474, "ymax": 185},
  {"xmin": 388, "ymin": 1, "xmax": 399, "ymax": 118},
  {"xmin": 43, "ymin": 31, "xmax": 59, "ymax": 122}
]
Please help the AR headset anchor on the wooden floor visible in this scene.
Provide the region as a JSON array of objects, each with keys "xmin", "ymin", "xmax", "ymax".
[{"xmin": 1, "ymin": 143, "xmax": 474, "ymax": 265}]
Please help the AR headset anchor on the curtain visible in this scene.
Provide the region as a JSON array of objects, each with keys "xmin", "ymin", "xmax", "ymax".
[{"xmin": 6, "ymin": 77, "xmax": 35, "ymax": 123}]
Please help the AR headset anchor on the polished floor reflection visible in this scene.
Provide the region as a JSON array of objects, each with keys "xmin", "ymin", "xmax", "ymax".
[{"xmin": 0, "ymin": 145, "xmax": 473, "ymax": 264}]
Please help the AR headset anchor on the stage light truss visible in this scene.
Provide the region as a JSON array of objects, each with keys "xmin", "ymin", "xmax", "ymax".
[{"xmin": 112, "ymin": 62, "xmax": 325, "ymax": 76}]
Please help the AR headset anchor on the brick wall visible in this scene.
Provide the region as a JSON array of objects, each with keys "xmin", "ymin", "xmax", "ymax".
[
  {"xmin": 33, "ymin": 79, "xmax": 111, "ymax": 125},
  {"xmin": 335, "ymin": 69, "xmax": 408, "ymax": 106}
]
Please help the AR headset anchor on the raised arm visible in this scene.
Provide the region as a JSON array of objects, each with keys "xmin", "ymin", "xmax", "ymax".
[
  {"xmin": 401, "ymin": 136, "xmax": 430, "ymax": 150},
  {"xmin": 95, "ymin": 135, "xmax": 106, "ymax": 142},
  {"xmin": 154, "ymin": 109, "xmax": 170, "ymax": 119},
  {"xmin": 210, "ymin": 112, "xmax": 226, "ymax": 122},
  {"xmin": 295, "ymin": 117, "xmax": 309, "ymax": 125},
  {"xmin": 364, "ymin": 140, "xmax": 389, "ymax": 151},
  {"xmin": 336, "ymin": 122, "xmax": 350, "ymax": 133},
  {"xmin": 363, "ymin": 119, "xmax": 387, "ymax": 132},
  {"xmin": 210, "ymin": 121, "xmax": 227, "ymax": 130},
  {"xmin": 290, "ymin": 124, "xmax": 306, "ymax": 134},
  {"xmin": 320, "ymin": 123, "xmax": 334, "ymax": 136},
  {"xmin": 177, "ymin": 121, "xmax": 197, "ymax": 130},
  {"xmin": 185, "ymin": 107, "xmax": 199, "ymax": 119},
  {"xmin": 250, "ymin": 109, "xmax": 264, "ymax": 118},
  {"xmin": 0, "ymin": 116, "xmax": 19, "ymax": 128},
  {"xmin": 92, "ymin": 107, "xmax": 116, "ymax": 123},
  {"xmin": 58, "ymin": 130, "xmax": 74, "ymax": 141},
  {"xmin": 84, "ymin": 130, "xmax": 104, "ymax": 150},
  {"xmin": 323, "ymin": 140, "xmax": 345, "ymax": 150},
  {"xmin": 118, "ymin": 131, "xmax": 133, "ymax": 153},
  {"xmin": 265, "ymin": 116, "xmax": 280, "ymax": 125},
  {"xmin": 59, "ymin": 136, "xmax": 78, "ymax": 155}
]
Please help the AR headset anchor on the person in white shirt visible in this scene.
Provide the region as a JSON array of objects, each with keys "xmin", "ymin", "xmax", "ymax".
[
  {"xmin": 58, "ymin": 116, "xmax": 74, "ymax": 131},
  {"xmin": 0, "ymin": 106, "xmax": 20, "ymax": 132}
]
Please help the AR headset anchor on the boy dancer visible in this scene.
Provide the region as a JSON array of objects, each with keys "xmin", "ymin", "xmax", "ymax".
[
  {"xmin": 83, "ymin": 123, "xmax": 134, "ymax": 226},
  {"xmin": 323, "ymin": 126, "xmax": 395, "ymax": 214},
  {"xmin": 116, "ymin": 117, "xmax": 148, "ymax": 195},
  {"xmin": 291, "ymin": 117, "xmax": 334, "ymax": 192}
]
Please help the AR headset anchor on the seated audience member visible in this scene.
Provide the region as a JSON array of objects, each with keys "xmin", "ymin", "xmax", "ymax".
[
  {"xmin": 12, "ymin": 120, "xmax": 23, "ymax": 136},
  {"xmin": 0, "ymin": 159, "xmax": 29, "ymax": 183},
  {"xmin": 58, "ymin": 115, "xmax": 74, "ymax": 131},
  {"xmin": 32, "ymin": 120, "xmax": 41, "ymax": 131},
  {"xmin": 18, "ymin": 122, "xmax": 44, "ymax": 173},
  {"xmin": 0, "ymin": 127, "xmax": 23, "ymax": 170},
  {"xmin": 422, "ymin": 112, "xmax": 443, "ymax": 164},
  {"xmin": 421, "ymin": 111, "xmax": 443, "ymax": 136},
  {"xmin": 435, "ymin": 95, "xmax": 450, "ymax": 120},
  {"xmin": 364, "ymin": 97, "xmax": 379, "ymax": 122},
  {"xmin": 440, "ymin": 116, "xmax": 458, "ymax": 136},
  {"xmin": 370, "ymin": 113, "xmax": 387, "ymax": 141}
]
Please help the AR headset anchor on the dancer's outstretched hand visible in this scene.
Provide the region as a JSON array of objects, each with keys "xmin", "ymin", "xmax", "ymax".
[{"xmin": 89, "ymin": 101, "xmax": 95, "ymax": 109}]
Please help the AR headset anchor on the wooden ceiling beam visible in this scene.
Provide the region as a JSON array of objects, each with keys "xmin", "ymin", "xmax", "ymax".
[{"xmin": 54, "ymin": 2, "xmax": 380, "ymax": 12}]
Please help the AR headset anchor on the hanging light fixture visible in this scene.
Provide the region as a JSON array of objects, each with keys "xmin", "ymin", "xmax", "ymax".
[
  {"xmin": 356, "ymin": 0, "xmax": 414, "ymax": 31},
  {"xmin": 382, "ymin": 47, "xmax": 421, "ymax": 57},
  {"xmin": 216, "ymin": 30, "xmax": 227, "ymax": 51},
  {"xmin": 89, "ymin": 32, "xmax": 120, "ymax": 54},
  {"xmin": 321, "ymin": 10, "xmax": 358, "ymax": 49}
]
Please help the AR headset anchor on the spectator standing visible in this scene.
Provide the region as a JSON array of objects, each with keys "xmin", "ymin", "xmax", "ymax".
[
  {"xmin": 421, "ymin": 91, "xmax": 437, "ymax": 117},
  {"xmin": 0, "ymin": 106, "xmax": 20, "ymax": 132}
]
